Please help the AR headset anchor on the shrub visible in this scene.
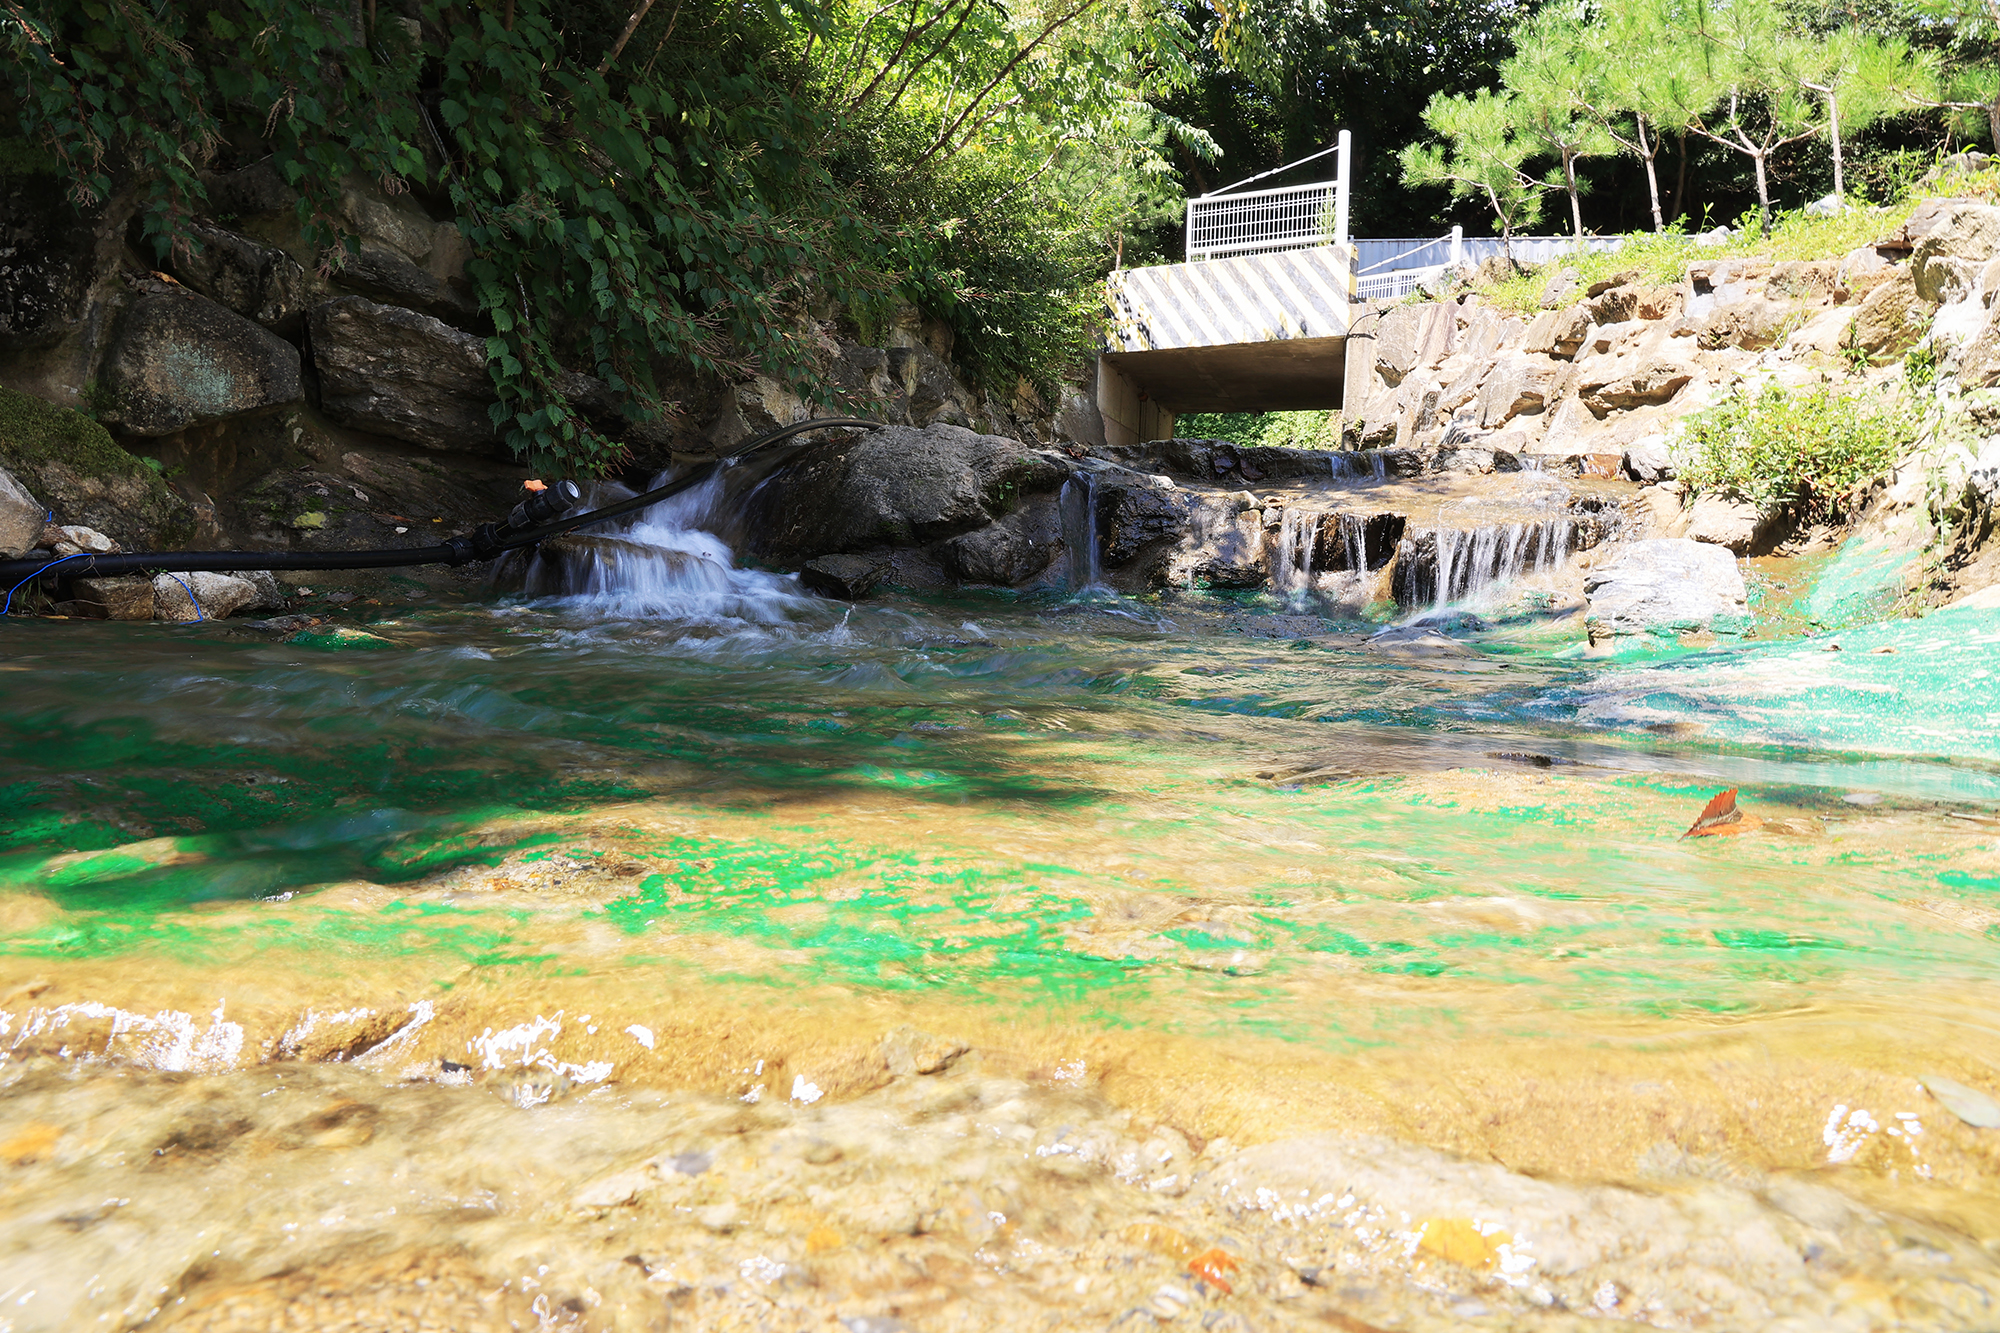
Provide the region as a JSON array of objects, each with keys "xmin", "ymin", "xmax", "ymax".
[
  {"xmin": 1677, "ymin": 382, "xmax": 1913, "ymax": 518},
  {"xmin": 1176, "ymin": 409, "xmax": 1340, "ymax": 448}
]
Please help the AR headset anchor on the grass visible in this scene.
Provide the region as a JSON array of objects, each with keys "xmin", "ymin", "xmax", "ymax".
[
  {"xmin": 1477, "ymin": 193, "xmax": 1941, "ymax": 317},
  {"xmin": 1176, "ymin": 409, "xmax": 1341, "ymax": 449}
]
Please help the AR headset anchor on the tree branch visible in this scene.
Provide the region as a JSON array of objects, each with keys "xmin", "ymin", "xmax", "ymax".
[{"xmin": 598, "ymin": 0, "xmax": 657, "ymax": 75}]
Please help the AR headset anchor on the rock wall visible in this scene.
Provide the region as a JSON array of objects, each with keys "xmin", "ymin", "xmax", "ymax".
[{"xmin": 0, "ymin": 159, "xmax": 1076, "ymax": 615}]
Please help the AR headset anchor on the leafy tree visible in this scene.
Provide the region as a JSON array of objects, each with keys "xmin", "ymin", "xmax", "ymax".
[
  {"xmin": 0, "ymin": 0, "xmax": 1207, "ymax": 473},
  {"xmin": 1596, "ymin": 0, "xmax": 1707, "ymax": 231},
  {"xmin": 1781, "ymin": 28, "xmax": 1935, "ymax": 197},
  {"xmin": 1400, "ymin": 88, "xmax": 1548, "ymax": 255},
  {"xmin": 1501, "ymin": 7, "xmax": 1620, "ymax": 236},
  {"xmin": 1660, "ymin": 0, "xmax": 1824, "ymax": 234}
]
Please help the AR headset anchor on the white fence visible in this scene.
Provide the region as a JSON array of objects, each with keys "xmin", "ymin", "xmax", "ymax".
[
  {"xmin": 1186, "ymin": 180, "xmax": 1341, "ymax": 261},
  {"xmin": 1351, "ymin": 231, "xmax": 1627, "ymax": 300}
]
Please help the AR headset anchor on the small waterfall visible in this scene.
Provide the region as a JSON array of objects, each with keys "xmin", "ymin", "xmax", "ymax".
[
  {"xmin": 1329, "ymin": 451, "xmax": 1390, "ymax": 484},
  {"xmin": 506, "ymin": 469, "xmax": 816, "ymax": 627},
  {"xmin": 1272, "ymin": 507, "xmax": 1319, "ymax": 595},
  {"xmin": 1058, "ymin": 471, "xmax": 1104, "ymax": 592},
  {"xmin": 1389, "ymin": 516, "xmax": 1578, "ymax": 610},
  {"xmin": 1315, "ymin": 511, "xmax": 1404, "ymax": 572}
]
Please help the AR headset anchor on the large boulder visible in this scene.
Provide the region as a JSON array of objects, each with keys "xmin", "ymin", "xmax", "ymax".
[
  {"xmin": 309, "ymin": 297, "xmax": 498, "ymax": 452},
  {"xmin": 1697, "ymin": 298, "xmax": 1798, "ymax": 351},
  {"xmin": 168, "ymin": 223, "xmax": 309, "ymax": 336},
  {"xmin": 331, "ymin": 244, "xmax": 482, "ymax": 327},
  {"xmin": 1910, "ymin": 203, "xmax": 2000, "ymax": 304},
  {"xmin": 0, "ymin": 467, "xmax": 42, "ymax": 558},
  {"xmin": 0, "ymin": 386, "xmax": 191, "ymax": 549},
  {"xmin": 749, "ymin": 422, "xmax": 1067, "ymax": 561},
  {"xmin": 1578, "ymin": 359, "xmax": 1695, "ymax": 416},
  {"xmin": 1584, "ymin": 538, "xmax": 1748, "ymax": 640},
  {"xmin": 98, "ymin": 289, "xmax": 303, "ymax": 436},
  {"xmin": 153, "ymin": 570, "xmax": 261, "ymax": 621},
  {"xmin": 1686, "ymin": 494, "xmax": 1776, "ymax": 553},
  {"xmin": 941, "ymin": 502, "xmax": 1062, "ymax": 586},
  {"xmin": 1478, "ymin": 354, "xmax": 1562, "ymax": 427},
  {"xmin": 1850, "ymin": 270, "xmax": 1931, "ymax": 362}
]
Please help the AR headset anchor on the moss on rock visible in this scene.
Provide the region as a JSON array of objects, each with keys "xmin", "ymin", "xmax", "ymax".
[{"xmin": 0, "ymin": 386, "xmax": 193, "ymax": 549}]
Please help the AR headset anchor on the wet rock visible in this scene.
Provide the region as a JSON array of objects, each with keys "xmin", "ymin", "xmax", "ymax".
[
  {"xmin": 1920, "ymin": 1074, "xmax": 2000, "ymax": 1128},
  {"xmin": 1584, "ymin": 537, "xmax": 1747, "ymax": 640},
  {"xmin": 69, "ymin": 575, "xmax": 152, "ymax": 620},
  {"xmin": 153, "ymin": 570, "xmax": 261, "ymax": 621},
  {"xmin": 1623, "ymin": 435, "xmax": 1674, "ymax": 484},
  {"xmin": 168, "ymin": 222, "xmax": 309, "ymax": 335},
  {"xmin": 1435, "ymin": 447, "xmax": 1493, "ymax": 474},
  {"xmin": 98, "ymin": 290, "xmax": 304, "ymax": 436},
  {"xmin": 1851, "ymin": 270, "xmax": 1932, "ymax": 362},
  {"xmin": 1100, "ymin": 478, "xmax": 1191, "ymax": 566},
  {"xmin": 942, "ymin": 501, "xmax": 1061, "ymax": 586},
  {"xmin": 309, "ymin": 297, "xmax": 499, "ymax": 453},
  {"xmin": 751, "ymin": 422, "xmax": 1066, "ymax": 561},
  {"xmin": 881, "ymin": 1027, "xmax": 968, "ymax": 1076},
  {"xmin": 0, "ymin": 387, "xmax": 192, "ymax": 550},
  {"xmin": 0, "ymin": 467, "xmax": 42, "ymax": 558},
  {"xmin": 52, "ymin": 524, "xmax": 117, "ymax": 556},
  {"xmin": 1687, "ymin": 494, "xmax": 1776, "ymax": 553},
  {"xmin": 799, "ymin": 553, "xmax": 891, "ymax": 599}
]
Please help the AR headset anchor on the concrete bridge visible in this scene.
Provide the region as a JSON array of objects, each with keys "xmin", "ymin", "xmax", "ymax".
[
  {"xmin": 1096, "ymin": 245, "xmax": 1354, "ymax": 446},
  {"xmin": 1094, "ymin": 137, "xmax": 1356, "ymax": 448},
  {"xmin": 1090, "ymin": 137, "xmax": 1623, "ymax": 448}
]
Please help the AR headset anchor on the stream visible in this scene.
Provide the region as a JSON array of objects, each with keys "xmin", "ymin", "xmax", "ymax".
[{"xmin": 4, "ymin": 472, "xmax": 2000, "ymax": 1331}]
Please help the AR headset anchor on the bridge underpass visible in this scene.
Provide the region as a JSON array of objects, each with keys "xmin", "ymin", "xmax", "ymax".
[
  {"xmin": 1093, "ymin": 139, "xmax": 1357, "ymax": 448},
  {"xmin": 1095, "ymin": 244, "xmax": 1353, "ymax": 447}
]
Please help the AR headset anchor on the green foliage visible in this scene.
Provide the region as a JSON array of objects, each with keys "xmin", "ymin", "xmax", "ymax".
[
  {"xmin": 1400, "ymin": 88, "xmax": 1547, "ymax": 248},
  {"xmin": 1678, "ymin": 381, "xmax": 1913, "ymax": 516},
  {"xmin": 1477, "ymin": 195, "xmax": 1924, "ymax": 315},
  {"xmin": 1177, "ymin": 409, "xmax": 1340, "ymax": 448},
  {"xmin": 1, "ymin": 0, "xmax": 1203, "ymax": 474}
]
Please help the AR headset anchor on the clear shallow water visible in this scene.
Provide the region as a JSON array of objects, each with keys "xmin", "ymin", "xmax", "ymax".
[{"xmin": 6, "ymin": 511, "xmax": 2000, "ymax": 1329}]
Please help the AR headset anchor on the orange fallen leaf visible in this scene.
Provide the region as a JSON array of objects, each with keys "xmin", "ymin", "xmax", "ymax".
[
  {"xmin": 1187, "ymin": 1247, "xmax": 1240, "ymax": 1294},
  {"xmin": 524, "ymin": 479, "xmax": 548, "ymax": 492},
  {"xmin": 1683, "ymin": 787, "xmax": 1762, "ymax": 838}
]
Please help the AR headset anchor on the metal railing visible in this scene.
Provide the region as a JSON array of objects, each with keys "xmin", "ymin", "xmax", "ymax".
[{"xmin": 1186, "ymin": 180, "xmax": 1341, "ymax": 261}]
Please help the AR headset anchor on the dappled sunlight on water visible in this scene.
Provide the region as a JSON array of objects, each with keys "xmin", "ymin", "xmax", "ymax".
[{"xmin": 5, "ymin": 576, "xmax": 2000, "ymax": 1329}]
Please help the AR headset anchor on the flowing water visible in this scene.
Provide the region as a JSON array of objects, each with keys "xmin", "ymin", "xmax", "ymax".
[{"xmin": 5, "ymin": 475, "xmax": 2000, "ymax": 1331}]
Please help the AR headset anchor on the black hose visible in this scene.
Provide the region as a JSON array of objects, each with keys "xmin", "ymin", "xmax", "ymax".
[{"xmin": 0, "ymin": 417, "xmax": 878, "ymax": 588}]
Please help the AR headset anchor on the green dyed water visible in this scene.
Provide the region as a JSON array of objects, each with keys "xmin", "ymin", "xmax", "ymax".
[
  {"xmin": 2, "ymin": 588, "xmax": 1997, "ymax": 1028},
  {"xmin": 6, "ymin": 570, "xmax": 2000, "ymax": 1331}
]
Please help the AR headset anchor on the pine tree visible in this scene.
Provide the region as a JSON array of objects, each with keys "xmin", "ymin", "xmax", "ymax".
[{"xmin": 1400, "ymin": 88, "xmax": 1549, "ymax": 257}]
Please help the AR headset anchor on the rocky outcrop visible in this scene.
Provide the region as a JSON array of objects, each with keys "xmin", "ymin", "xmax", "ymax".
[
  {"xmin": 98, "ymin": 287, "xmax": 303, "ymax": 436},
  {"xmin": 750, "ymin": 423, "xmax": 1067, "ymax": 561},
  {"xmin": 309, "ymin": 297, "xmax": 497, "ymax": 452},
  {"xmin": 0, "ymin": 385, "xmax": 191, "ymax": 549},
  {"xmin": 1584, "ymin": 538, "xmax": 1748, "ymax": 641},
  {"xmin": 0, "ymin": 466, "xmax": 42, "ymax": 558},
  {"xmin": 168, "ymin": 223, "xmax": 309, "ymax": 336}
]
